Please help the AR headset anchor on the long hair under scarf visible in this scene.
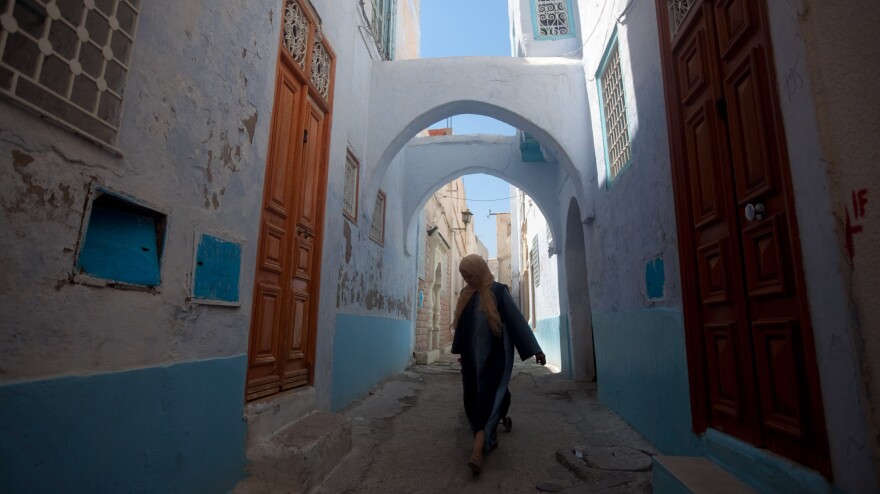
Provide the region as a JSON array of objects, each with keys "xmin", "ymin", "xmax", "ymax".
[{"xmin": 452, "ymin": 254, "xmax": 503, "ymax": 337}]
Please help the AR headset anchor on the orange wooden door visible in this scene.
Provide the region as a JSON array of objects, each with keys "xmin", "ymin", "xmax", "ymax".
[
  {"xmin": 246, "ymin": 0, "xmax": 334, "ymax": 401},
  {"xmin": 658, "ymin": 0, "xmax": 830, "ymax": 474},
  {"xmin": 281, "ymin": 95, "xmax": 328, "ymax": 390}
]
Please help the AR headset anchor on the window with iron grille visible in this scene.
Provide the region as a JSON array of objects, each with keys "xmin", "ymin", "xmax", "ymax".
[
  {"xmin": 530, "ymin": 235, "xmax": 540, "ymax": 286},
  {"xmin": 532, "ymin": 0, "xmax": 575, "ymax": 40},
  {"xmin": 343, "ymin": 150, "xmax": 359, "ymax": 223},
  {"xmin": 370, "ymin": 190, "xmax": 386, "ymax": 245},
  {"xmin": 370, "ymin": 0, "xmax": 395, "ymax": 60},
  {"xmin": 0, "ymin": 0, "xmax": 141, "ymax": 148},
  {"xmin": 597, "ymin": 34, "xmax": 631, "ymax": 183}
]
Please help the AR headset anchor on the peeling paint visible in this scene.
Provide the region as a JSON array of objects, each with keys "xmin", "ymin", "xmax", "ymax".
[
  {"xmin": 343, "ymin": 221, "xmax": 352, "ymax": 264},
  {"xmin": 242, "ymin": 113, "xmax": 258, "ymax": 144},
  {"xmin": 4, "ymin": 150, "xmax": 76, "ymax": 215}
]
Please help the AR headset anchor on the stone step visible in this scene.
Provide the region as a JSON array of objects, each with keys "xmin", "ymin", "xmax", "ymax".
[
  {"xmin": 234, "ymin": 411, "xmax": 352, "ymax": 494},
  {"xmin": 653, "ymin": 455, "xmax": 757, "ymax": 494}
]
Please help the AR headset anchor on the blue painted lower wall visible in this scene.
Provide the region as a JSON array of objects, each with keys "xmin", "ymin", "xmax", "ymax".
[
  {"xmin": 592, "ymin": 308, "xmax": 701, "ymax": 455},
  {"xmin": 331, "ymin": 313, "xmax": 414, "ymax": 411},
  {"xmin": 0, "ymin": 355, "xmax": 247, "ymax": 493},
  {"xmin": 535, "ymin": 315, "xmax": 564, "ymax": 372},
  {"xmin": 594, "ymin": 309, "xmax": 837, "ymax": 491}
]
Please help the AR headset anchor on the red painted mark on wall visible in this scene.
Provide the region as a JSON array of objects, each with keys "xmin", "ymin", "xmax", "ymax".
[{"xmin": 845, "ymin": 189, "xmax": 868, "ymax": 261}]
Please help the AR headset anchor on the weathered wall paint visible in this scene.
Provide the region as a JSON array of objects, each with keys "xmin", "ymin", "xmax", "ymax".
[
  {"xmin": 789, "ymin": 0, "xmax": 880, "ymax": 478},
  {"xmin": 592, "ymin": 309, "xmax": 700, "ymax": 456},
  {"xmin": 0, "ymin": 1, "xmax": 274, "ymax": 490},
  {"xmin": 330, "ymin": 314, "xmax": 413, "ymax": 411},
  {"xmin": 0, "ymin": 355, "xmax": 247, "ymax": 493},
  {"xmin": 0, "ymin": 0, "xmax": 276, "ymax": 385}
]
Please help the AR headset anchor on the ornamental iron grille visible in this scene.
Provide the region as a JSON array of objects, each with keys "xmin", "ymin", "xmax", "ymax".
[
  {"xmin": 534, "ymin": 0, "xmax": 571, "ymax": 38},
  {"xmin": 370, "ymin": 190, "xmax": 386, "ymax": 245},
  {"xmin": 668, "ymin": 0, "xmax": 696, "ymax": 37},
  {"xmin": 370, "ymin": 0, "xmax": 394, "ymax": 59},
  {"xmin": 530, "ymin": 235, "xmax": 540, "ymax": 286},
  {"xmin": 343, "ymin": 151, "xmax": 358, "ymax": 222},
  {"xmin": 310, "ymin": 36, "xmax": 329, "ymax": 99},
  {"xmin": 0, "ymin": 0, "xmax": 141, "ymax": 147},
  {"xmin": 283, "ymin": 0, "xmax": 308, "ymax": 69},
  {"xmin": 599, "ymin": 40, "xmax": 631, "ymax": 182}
]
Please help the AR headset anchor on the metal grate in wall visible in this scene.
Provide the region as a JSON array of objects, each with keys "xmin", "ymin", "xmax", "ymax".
[
  {"xmin": 0, "ymin": 0, "xmax": 140, "ymax": 147},
  {"xmin": 599, "ymin": 41, "xmax": 631, "ymax": 182},
  {"xmin": 535, "ymin": 0, "xmax": 570, "ymax": 38}
]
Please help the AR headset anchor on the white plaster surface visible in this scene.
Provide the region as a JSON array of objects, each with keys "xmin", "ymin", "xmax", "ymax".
[
  {"xmin": 365, "ymin": 56, "xmax": 592, "ymax": 227},
  {"xmin": 0, "ymin": 0, "xmax": 279, "ymax": 382},
  {"xmin": 400, "ymin": 135, "xmax": 563, "ymax": 256},
  {"xmin": 763, "ymin": 1, "xmax": 879, "ymax": 490}
]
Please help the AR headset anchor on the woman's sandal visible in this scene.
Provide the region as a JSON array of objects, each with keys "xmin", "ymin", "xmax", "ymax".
[
  {"xmin": 468, "ymin": 455, "xmax": 482, "ymax": 475},
  {"xmin": 502, "ymin": 416, "xmax": 512, "ymax": 433}
]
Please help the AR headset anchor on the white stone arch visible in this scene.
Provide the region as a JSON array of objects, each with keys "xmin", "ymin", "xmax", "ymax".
[
  {"xmin": 400, "ymin": 135, "xmax": 564, "ymax": 257},
  {"xmin": 363, "ymin": 57, "xmax": 595, "ymax": 228}
]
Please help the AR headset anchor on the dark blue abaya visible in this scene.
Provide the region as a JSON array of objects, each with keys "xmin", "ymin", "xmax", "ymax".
[{"xmin": 451, "ymin": 282, "xmax": 543, "ymax": 453}]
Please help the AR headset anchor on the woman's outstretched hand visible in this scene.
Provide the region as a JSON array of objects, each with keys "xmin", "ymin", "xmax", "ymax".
[{"xmin": 535, "ymin": 352, "xmax": 546, "ymax": 366}]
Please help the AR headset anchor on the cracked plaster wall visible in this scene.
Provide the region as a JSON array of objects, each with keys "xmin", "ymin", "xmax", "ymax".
[{"xmin": 0, "ymin": 0, "xmax": 278, "ymax": 383}]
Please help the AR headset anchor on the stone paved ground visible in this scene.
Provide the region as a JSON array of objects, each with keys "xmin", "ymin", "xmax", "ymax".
[{"xmin": 315, "ymin": 356, "xmax": 658, "ymax": 493}]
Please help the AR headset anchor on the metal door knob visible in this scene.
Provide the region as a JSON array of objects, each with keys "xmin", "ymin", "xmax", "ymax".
[{"xmin": 744, "ymin": 203, "xmax": 765, "ymax": 222}]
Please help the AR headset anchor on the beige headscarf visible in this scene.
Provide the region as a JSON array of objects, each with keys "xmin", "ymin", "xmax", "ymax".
[{"xmin": 452, "ymin": 254, "xmax": 503, "ymax": 337}]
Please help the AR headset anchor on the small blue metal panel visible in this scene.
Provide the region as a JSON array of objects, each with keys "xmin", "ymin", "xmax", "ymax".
[
  {"xmin": 646, "ymin": 257, "xmax": 666, "ymax": 300},
  {"xmin": 193, "ymin": 234, "xmax": 242, "ymax": 303},
  {"xmin": 76, "ymin": 206, "xmax": 161, "ymax": 286}
]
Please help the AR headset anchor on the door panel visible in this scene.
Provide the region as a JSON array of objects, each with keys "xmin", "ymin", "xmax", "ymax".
[
  {"xmin": 246, "ymin": 0, "xmax": 334, "ymax": 401},
  {"xmin": 657, "ymin": 0, "xmax": 830, "ymax": 475}
]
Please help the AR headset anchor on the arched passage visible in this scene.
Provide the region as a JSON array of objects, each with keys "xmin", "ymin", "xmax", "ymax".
[
  {"xmin": 362, "ymin": 56, "xmax": 596, "ymax": 227},
  {"xmin": 564, "ymin": 198, "xmax": 596, "ymax": 382},
  {"xmin": 400, "ymin": 135, "xmax": 563, "ymax": 256}
]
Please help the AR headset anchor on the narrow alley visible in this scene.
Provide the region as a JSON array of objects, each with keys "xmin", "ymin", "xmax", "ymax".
[
  {"xmin": 2, "ymin": 0, "xmax": 879, "ymax": 492},
  {"xmin": 314, "ymin": 358, "xmax": 656, "ymax": 494}
]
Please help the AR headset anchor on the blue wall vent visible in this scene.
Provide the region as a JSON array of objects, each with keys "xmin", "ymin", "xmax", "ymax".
[{"xmin": 192, "ymin": 233, "xmax": 242, "ymax": 305}]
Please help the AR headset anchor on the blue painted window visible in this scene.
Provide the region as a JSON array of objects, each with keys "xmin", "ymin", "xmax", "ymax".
[
  {"xmin": 531, "ymin": 0, "xmax": 576, "ymax": 40},
  {"xmin": 597, "ymin": 30, "xmax": 633, "ymax": 187},
  {"xmin": 193, "ymin": 234, "xmax": 242, "ymax": 304},
  {"xmin": 76, "ymin": 192, "xmax": 166, "ymax": 286}
]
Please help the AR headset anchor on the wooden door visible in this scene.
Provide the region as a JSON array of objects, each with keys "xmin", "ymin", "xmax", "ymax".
[
  {"xmin": 657, "ymin": 0, "xmax": 830, "ymax": 474},
  {"xmin": 246, "ymin": 0, "xmax": 335, "ymax": 401}
]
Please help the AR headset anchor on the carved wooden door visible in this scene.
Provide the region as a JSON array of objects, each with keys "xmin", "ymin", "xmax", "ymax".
[
  {"xmin": 246, "ymin": 0, "xmax": 335, "ymax": 401},
  {"xmin": 657, "ymin": 0, "xmax": 830, "ymax": 474}
]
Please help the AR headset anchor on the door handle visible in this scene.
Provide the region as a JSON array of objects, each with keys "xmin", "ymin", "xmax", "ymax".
[
  {"xmin": 298, "ymin": 228, "xmax": 315, "ymax": 239},
  {"xmin": 744, "ymin": 203, "xmax": 766, "ymax": 222}
]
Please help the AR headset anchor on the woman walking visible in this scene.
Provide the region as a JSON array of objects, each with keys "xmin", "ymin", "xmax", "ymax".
[{"xmin": 451, "ymin": 254, "xmax": 546, "ymax": 475}]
